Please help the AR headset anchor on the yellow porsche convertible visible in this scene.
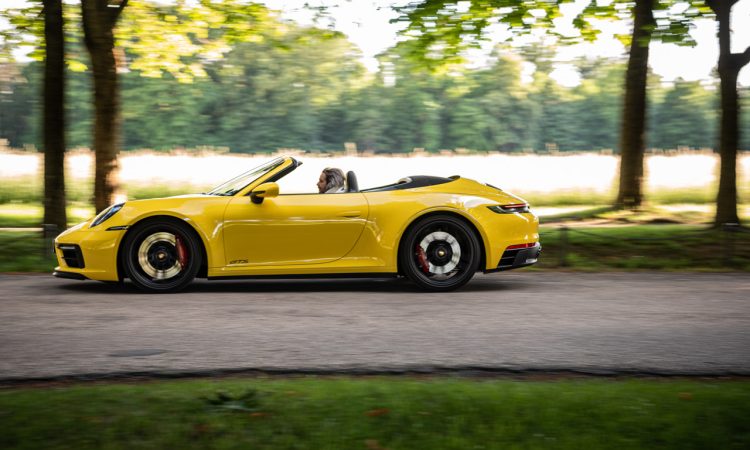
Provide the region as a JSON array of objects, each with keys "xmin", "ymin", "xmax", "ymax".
[{"xmin": 54, "ymin": 156, "xmax": 540, "ymax": 292}]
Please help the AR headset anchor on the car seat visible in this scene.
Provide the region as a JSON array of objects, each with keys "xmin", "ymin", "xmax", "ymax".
[{"xmin": 346, "ymin": 171, "xmax": 359, "ymax": 192}]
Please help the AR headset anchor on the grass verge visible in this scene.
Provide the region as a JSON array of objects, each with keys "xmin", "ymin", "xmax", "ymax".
[
  {"xmin": 0, "ymin": 178, "xmax": 209, "ymax": 206},
  {"xmin": 0, "ymin": 232, "xmax": 57, "ymax": 272},
  {"xmin": 0, "ymin": 377, "xmax": 748, "ymax": 450},
  {"xmin": 535, "ymin": 224, "xmax": 750, "ymax": 271},
  {"xmin": 0, "ymin": 204, "xmax": 94, "ymax": 228},
  {"xmin": 538, "ymin": 204, "xmax": 750, "ymax": 225}
]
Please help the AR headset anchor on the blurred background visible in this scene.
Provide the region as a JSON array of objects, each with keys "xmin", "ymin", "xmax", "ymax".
[
  {"xmin": 0, "ymin": 0, "xmax": 749, "ymax": 269},
  {"xmin": 1, "ymin": 4, "xmax": 750, "ymax": 448}
]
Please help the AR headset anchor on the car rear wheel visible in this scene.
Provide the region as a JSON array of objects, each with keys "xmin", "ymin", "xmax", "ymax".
[
  {"xmin": 400, "ymin": 214, "xmax": 481, "ymax": 292},
  {"xmin": 122, "ymin": 220, "xmax": 202, "ymax": 293}
]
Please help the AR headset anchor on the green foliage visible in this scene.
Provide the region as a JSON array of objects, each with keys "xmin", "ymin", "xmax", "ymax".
[
  {"xmin": 651, "ymin": 79, "xmax": 717, "ymax": 149},
  {"xmin": 741, "ymin": 89, "xmax": 750, "ymax": 151},
  {"xmin": 392, "ymin": 0, "xmax": 712, "ymax": 66},
  {"xmin": 391, "ymin": 0, "xmax": 563, "ymax": 68},
  {"xmin": 3, "ymin": 51, "xmax": 745, "ymax": 153},
  {"xmin": 0, "ymin": 3, "xmax": 44, "ymax": 63},
  {"xmin": 116, "ymin": 0, "xmax": 276, "ymax": 83},
  {"xmin": 201, "ymin": 389, "xmax": 262, "ymax": 413},
  {"xmin": 0, "ymin": 1, "xmax": 740, "ymax": 154}
]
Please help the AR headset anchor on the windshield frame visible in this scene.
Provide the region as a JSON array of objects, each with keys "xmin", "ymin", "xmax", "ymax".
[{"xmin": 206, "ymin": 157, "xmax": 288, "ymax": 196}]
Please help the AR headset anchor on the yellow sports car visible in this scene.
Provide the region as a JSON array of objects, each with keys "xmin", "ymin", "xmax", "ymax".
[{"xmin": 54, "ymin": 156, "xmax": 540, "ymax": 292}]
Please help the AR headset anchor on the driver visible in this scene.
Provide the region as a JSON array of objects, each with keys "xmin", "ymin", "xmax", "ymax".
[{"xmin": 317, "ymin": 168, "xmax": 346, "ymax": 193}]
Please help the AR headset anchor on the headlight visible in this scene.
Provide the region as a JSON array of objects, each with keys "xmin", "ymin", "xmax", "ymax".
[
  {"xmin": 488, "ymin": 203, "xmax": 530, "ymax": 214},
  {"xmin": 91, "ymin": 203, "xmax": 124, "ymax": 227}
]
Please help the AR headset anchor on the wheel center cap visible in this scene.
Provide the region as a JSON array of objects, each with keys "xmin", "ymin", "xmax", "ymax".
[
  {"xmin": 157, "ymin": 252, "xmax": 166, "ymax": 260},
  {"xmin": 437, "ymin": 249, "xmax": 446, "ymax": 257}
]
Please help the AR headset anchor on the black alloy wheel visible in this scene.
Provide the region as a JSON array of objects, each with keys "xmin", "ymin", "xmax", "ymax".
[
  {"xmin": 400, "ymin": 214, "xmax": 481, "ymax": 291},
  {"xmin": 122, "ymin": 219, "xmax": 202, "ymax": 293}
]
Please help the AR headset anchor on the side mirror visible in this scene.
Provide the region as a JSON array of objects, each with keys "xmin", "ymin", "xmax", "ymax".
[{"xmin": 250, "ymin": 182, "xmax": 279, "ymax": 204}]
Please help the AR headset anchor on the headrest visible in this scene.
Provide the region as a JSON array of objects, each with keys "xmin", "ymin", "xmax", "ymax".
[{"xmin": 346, "ymin": 171, "xmax": 359, "ymax": 192}]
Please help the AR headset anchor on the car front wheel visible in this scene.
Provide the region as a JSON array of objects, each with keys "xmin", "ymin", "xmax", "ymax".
[{"xmin": 122, "ymin": 219, "xmax": 202, "ymax": 293}]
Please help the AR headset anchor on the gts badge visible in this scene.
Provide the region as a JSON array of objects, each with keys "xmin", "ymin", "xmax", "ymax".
[{"xmin": 229, "ymin": 259, "xmax": 248, "ymax": 265}]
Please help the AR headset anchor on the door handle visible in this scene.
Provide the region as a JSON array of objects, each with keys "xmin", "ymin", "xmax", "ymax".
[{"xmin": 338, "ymin": 211, "xmax": 362, "ymax": 218}]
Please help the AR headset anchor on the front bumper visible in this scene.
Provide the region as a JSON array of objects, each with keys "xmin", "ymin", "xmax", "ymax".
[
  {"xmin": 53, "ymin": 223, "xmax": 125, "ymax": 282},
  {"xmin": 485, "ymin": 242, "xmax": 541, "ymax": 273},
  {"xmin": 53, "ymin": 270, "xmax": 88, "ymax": 280}
]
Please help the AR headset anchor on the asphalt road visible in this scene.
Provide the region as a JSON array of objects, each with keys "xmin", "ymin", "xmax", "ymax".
[{"xmin": 0, "ymin": 272, "xmax": 749, "ymax": 380}]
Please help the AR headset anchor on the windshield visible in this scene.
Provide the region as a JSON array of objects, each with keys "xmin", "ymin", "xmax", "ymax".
[{"xmin": 207, "ymin": 157, "xmax": 286, "ymax": 196}]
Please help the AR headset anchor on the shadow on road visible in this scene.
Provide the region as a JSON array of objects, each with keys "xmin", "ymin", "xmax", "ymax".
[{"xmin": 54, "ymin": 276, "xmax": 512, "ymax": 295}]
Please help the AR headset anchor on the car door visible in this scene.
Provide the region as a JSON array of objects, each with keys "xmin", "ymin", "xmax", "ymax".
[{"xmin": 222, "ymin": 192, "xmax": 369, "ymax": 266}]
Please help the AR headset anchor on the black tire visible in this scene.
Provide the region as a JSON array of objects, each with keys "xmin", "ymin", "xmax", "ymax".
[
  {"xmin": 399, "ymin": 214, "xmax": 481, "ymax": 292},
  {"xmin": 122, "ymin": 219, "xmax": 202, "ymax": 293}
]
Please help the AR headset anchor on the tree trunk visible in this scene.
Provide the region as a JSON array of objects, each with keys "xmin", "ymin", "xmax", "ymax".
[
  {"xmin": 615, "ymin": 0, "xmax": 654, "ymax": 209},
  {"xmin": 42, "ymin": 0, "xmax": 67, "ymax": 232},
  {"xmin": 712, "ymin": 0, "xmax": 747, "ymax": 227},
  {"xmin": 81, "ymin": 0, "xmax": 126, "ymax": 213},
  {"xmin": 715, "ymin": 66, "xmax": 739, "ymax": 225}
]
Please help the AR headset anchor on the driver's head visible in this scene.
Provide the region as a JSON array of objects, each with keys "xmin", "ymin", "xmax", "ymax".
[{"xmin": 318, "ymin": 168, "xmax": 345, "ymax": 193}]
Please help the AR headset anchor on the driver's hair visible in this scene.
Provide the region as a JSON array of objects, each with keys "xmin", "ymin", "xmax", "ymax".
[{"xmin": 322, "ymin": 167, "xmax": 345, "ymax": 192}]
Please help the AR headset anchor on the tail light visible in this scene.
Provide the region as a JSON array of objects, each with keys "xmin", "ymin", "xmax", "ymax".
[{"xmin": 506, "ymin": 242, "xmax": 537, "ymax": 250}]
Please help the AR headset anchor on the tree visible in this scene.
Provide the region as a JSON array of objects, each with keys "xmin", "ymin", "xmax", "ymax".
[
  {"xmin": 651, "ymin": 79, "xmax": 716, "ymax": 149},
  {"xmin": 1, "ymin": 2, "xmax": 68, "ymax": 228},
  {"xmin": 393, "ymin": 0, "xmax": 708, "ymax": 208},
  {"xmin": 443, "ymin": 53, "xmax": 534, "ymax": 151},
  {"xmin": 42, "ymin": 0, "xmax": 67, "ymax": 231},
  {"xmin": 572, "ymin": 58, "xmax": 624, "ymax": 151},
  {"xmin": 82, "ymin": 0, "xmax": 276, "ymax": 209},
  {"xmin": 80, "ymin": 0, "xmax": 128, "ymax": 212},
  {"xmin": 613, "ymin": 0, "xmax": 654, "ymax": 208},
  {"xmin": 706, "ymin": 0, "xmax": 750, "ymax": 226}
]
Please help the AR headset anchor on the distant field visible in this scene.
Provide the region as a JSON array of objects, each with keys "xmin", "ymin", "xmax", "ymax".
[{"xmin": 1, "ymin": 149, "xmax": 748, "ymax": 206}]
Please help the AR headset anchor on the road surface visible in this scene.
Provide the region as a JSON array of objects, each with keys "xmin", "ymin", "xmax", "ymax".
[{"xmin": 0, "ymin": 272, "xmax": 748, "ymax": 380}]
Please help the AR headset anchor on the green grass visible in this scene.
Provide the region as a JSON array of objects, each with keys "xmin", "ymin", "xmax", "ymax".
[
  {"xmin": 520, "ymin": 185, "xmax": 740, "ymax": 207},
  {"xmin": 648, "ymin": 186, "xmax": 717, "ymax": 205},
  {"xmin": 0, "ymin": 176, "xmax": 43, "ymax": 204},
  {"xmin": 535, "ymin": 224, "xmax": 750, "ymax": 271},
  {"xmin": 0, "ymin": 377, "xmax": 748, "ymax": 450},
  {"xmin": 0, "ymin": 232, "xmax": 57, "ymax": 272},
  {"xmin": 539, "ymin": 204, "xmax": 750, "ymax": 225},
  {"xmin": 0, "ymin": 204, "xmax": 94, "ymax": 228},
  {"xmin": 523, "ymin": 189, "xmax": 615, "ymax": 207},
  {"xmin": 0, "ymin": 177, "xmax": 207, "ymax": 207},
  {"xmin": 125, "ymin": 182, "xmax": 211, "ymax": 200}
]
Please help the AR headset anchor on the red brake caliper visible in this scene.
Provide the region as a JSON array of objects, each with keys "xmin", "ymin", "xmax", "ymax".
[
  {"xmin": 415, "ymin": 245, "xmax": 430, "ymax": 273},
  {"xmin": 175, "ymin": 235, "xmax": 188, "ymax": 268}
]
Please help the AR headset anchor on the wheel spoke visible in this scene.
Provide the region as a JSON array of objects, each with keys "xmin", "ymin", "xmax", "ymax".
[
  {"xmin": 414, "ymin": 227, "xmax": 463, "ymax": 279},
  {"xmin": 137, "ymin": 232, "xmax": 184, "ymax": 281}
]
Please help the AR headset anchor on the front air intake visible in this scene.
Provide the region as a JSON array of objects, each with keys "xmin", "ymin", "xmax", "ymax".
[{"xmin": 58, "ymin": 244, "xmax": 85, "ymax": 269}]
